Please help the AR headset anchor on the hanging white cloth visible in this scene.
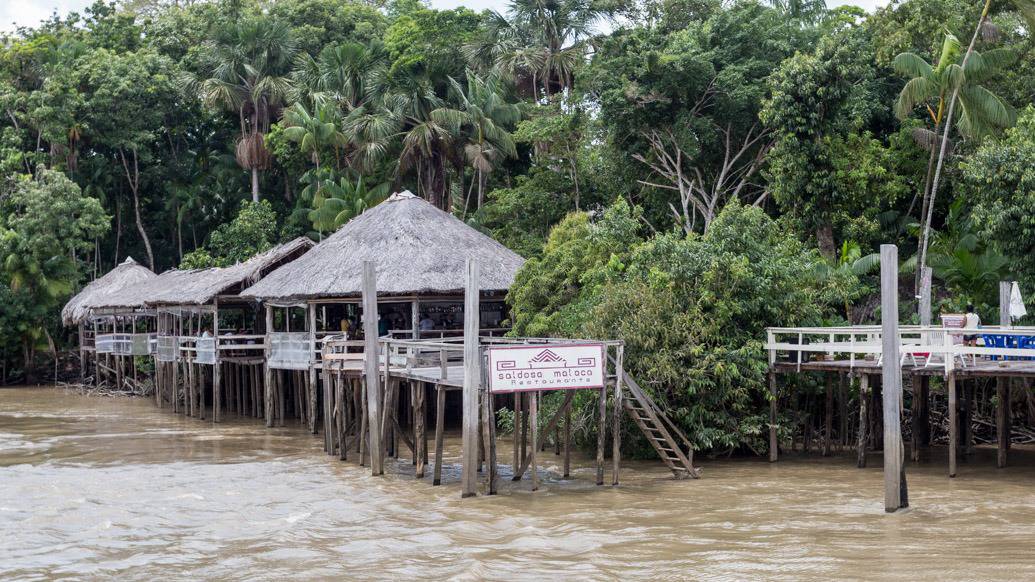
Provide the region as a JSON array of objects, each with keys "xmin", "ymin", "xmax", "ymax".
[{"xmin": 1010, "ymin": 281, "xmax": 1027, "ymax": 321}]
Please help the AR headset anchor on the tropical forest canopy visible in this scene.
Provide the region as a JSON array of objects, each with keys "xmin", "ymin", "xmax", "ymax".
[{"xmin": 2, "ymin": 0, "xmax": 1034, "ymax": 452}]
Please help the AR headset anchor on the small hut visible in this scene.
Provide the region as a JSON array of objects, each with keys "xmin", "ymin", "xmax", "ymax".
[
  {"xmin": 61, "ymin": 257, "xmax": 156, "ymax": 387},
  {"xmin": 240, "ymin": 190, "xmax": 525, "ymax": 462},
  {"xmin": 93, "ymin": 238, "xmax": 313, "ymax": 419}
]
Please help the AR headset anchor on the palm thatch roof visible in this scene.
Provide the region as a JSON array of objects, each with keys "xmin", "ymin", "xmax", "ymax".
[
  {"xmin": 241, "ymin": 191, "xmax": 525, "ymax": 302},
  {"xmin": 61, "ymin": 257, "xmax": 156, "ymax": 326},
  {"xmin": 92, "ymin": 237, "xmax": 314, "ymax": 309}
]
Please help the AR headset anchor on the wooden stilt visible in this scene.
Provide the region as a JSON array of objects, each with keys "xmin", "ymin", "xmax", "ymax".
[
  {"xmin": 530, "ymin": 390, "xmax": 539, "ymax": 492},
  {"xmin": 948, "ymin": 372, "xmax": 957, "ymax": 477},
  {"xmin": 483, "ymin": 390, "xmax": 497, "ymax": 494},
  {"xmin": 596, "ymin": 386, "xmax": 606, "ymax": 486},
  {"xmin": 823, "ymin": 372, "xmax": 833, "ymax": 457},
  {"xmin": 769, "ymin": 371, "xmax": 778, "ymax": 462},
  {"xmin": 416, "ymin": 382, "xmax": 426, "ymax": 479},
  {"xmin": 880, "ymin": 244, "xmax": 905, "ymax": 512},
  {"xmin": 612, "ymin": 348, "xmax": 623, "ymax": 485},
  {"xmin": 460, "ymin": 259, "xmax": 480, "ymax": 498},
  {"xmin": 361, "ymin": 262, "xmax": 383, "ymax": 476},
  {"xmin": 563, "ymin": 397, "xmax": 571, "ymax": 478},
  {"xmin": 433, "ymin": 385, "xmax": 445, "ymax": 485},
  {"xmin": 857, "ymin": 374, "xmax": 869, "ymax": 468}
]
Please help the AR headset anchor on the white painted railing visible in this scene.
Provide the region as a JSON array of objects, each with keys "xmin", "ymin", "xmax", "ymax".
[{"xmin": 766, "ymin": 325, "xmax": 1035, "ymax": 374}]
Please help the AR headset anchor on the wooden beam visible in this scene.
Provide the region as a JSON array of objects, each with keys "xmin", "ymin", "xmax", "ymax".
[
  {"xmin": 880, "ymin": 244, "xmax": 905, "ymax": 512},
  {"xmin": 362, "ymin": 261, "xmax": 384, "ymax": 476},
  {"xmin": 461, "ymin": 259, "xmax": 481, "ymax": 498},
  {"xmin": 264, "ymin": 305, "xmax": 274, "ymax": 428}
]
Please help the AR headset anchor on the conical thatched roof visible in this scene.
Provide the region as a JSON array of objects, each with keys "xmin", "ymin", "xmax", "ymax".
[
  {"xmin": 92, "ymin": 237, "xmax": 314, "ymax": 309},
  {"xmin": 61, "ymin": 257, "xmax": 157, "ymax": 326},
  {"xmin": 241, "ymin": 191, "xmax": 525, "ymax": 302}
]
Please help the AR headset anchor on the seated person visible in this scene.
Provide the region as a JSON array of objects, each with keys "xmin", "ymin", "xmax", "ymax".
[
  {"xmin": 419, "ymin": 313, "xmax": 435, "ymax": 332},
  {"xmin": 963, "ymin": 304, "xmax": 981, "ymax": 346}
]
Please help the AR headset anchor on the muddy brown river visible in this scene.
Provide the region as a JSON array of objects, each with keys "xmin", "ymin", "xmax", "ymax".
[{"xmin": 2, "ymin": 386, "xmax": 1035, "ymax": 580}]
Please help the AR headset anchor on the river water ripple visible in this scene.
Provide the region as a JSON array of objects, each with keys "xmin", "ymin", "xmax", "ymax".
[{"xmin": 2, "ymin": 387, "xmax": 1035, "ymax": 580}]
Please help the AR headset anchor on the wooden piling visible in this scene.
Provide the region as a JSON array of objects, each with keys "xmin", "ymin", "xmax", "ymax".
[
  {"xmin": 998, "ymin": 281, "xmax": 1011, "ymax": 469},
  {"xmin": 612, "ymin": 348, "xmax": 623, "ymax": 486},
  {"xmin": 362, "ymin": 261, "xmax": 384, "ymax": 476},
  {"xmin": 530, "ymin": 390, "xmax": 539, "ymax": 492},
  {"xmin": 948, "ymin": 372, "xmax": 957, "ymax": 477},
  {"xmin": 857, "ymin": 374, "xmax": 869, "ymax": 468},
  {"xmin": 433, "ymin": 385, "xmax": 445, "ymax": 486},
  {"xmin": 596, "ymin": 386, "xmax": 606, "ymax": 486},
  {"xmin": 460, "ymin": 259, "xmax": 481, "ymax": 498},
  {"xmin": 563, "ymin": 398, "xmax": 571, "ymax": 478},
  {"xmin": 823, "ymin": 372, "xmax": 833, "ymax": 457},
  {"xmin": 880, "ymin": 244, "xmax": 905, "ymax": 512},
  {"xmin": 769, "ymin": 371, "xmax": 778, "ymax": 462}
]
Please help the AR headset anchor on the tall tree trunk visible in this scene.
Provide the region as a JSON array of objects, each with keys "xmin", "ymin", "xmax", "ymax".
[
  {"xmin": 921, "ymin": 0, "xmax": 991, "ymax": 282},
  {"xmin": 913, "ymin": 117, "xmax": 941, "ymax": 295},
  {"xmin": 118, "ymin": 149, "xmax": 155, "ymax": 270},
  {"xmin": 251, "ymin": 167, "xmax": 260, "ymax": 203},
  {"xmin": 816, "ymin": 223, "xmax": 836, "ymax": 262}
]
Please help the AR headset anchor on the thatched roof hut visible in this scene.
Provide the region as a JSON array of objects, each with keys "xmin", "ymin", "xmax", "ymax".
[
  {"xmin": 240, "ymin": 192, "xmax": 525, "ymax": 303},
  {"xmin": 92, "ymin": 237, "xmax": 314, "ymax": 309},
  {"xmin": 61, "ymin": 257, "xmax": 156, "ymax": 326}
]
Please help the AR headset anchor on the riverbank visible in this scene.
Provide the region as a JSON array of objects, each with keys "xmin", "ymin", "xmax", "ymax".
[{"xmin": 2, "ymin": 386, "xmax": 1035, "ymax": 580}]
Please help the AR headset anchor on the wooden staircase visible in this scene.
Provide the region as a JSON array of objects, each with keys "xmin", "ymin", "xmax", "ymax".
[{"xmin": 620, "ymin": 369, "xmax": 700, "ymax": 479}]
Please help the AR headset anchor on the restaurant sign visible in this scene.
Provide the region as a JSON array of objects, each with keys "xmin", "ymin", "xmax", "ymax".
[{"xmin": 487, "ymin": 343, "xmax": 606, "ymax": 393}]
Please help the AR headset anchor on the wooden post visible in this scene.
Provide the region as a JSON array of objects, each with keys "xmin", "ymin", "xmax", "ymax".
[
  {"xmin": 527, "ymin": 390, "xmax": 537, "ymax": 491},
  {"xmin": 460, "ymin": 259, "xmax": 481, "ymax": 498},
  {"xmin": 433, "ymin": 385, "xmax": 445, "ymax": 485},
  {"xmin": 596, "ymin": 386, "xmax": 606, "ymax": 486},
  {"xmin": 823, "ymin": 372, "xmax": 833, "ymax": 457},
  {"xmin": 308, "ymin": 303, "xmax": 319, "ymax": 434},
  {"xmin": 264, "ymin": 305, "xmax": 274, "ymax": 427},
  {"xmin": 513, "ymin": 392, "xmax": 522, "ymax": 471},
  {"xmin": 857, "ymin": 374, "xmax": 869, "ymax": 468},
  {"xmin": 484, "ymin": 385, "xmax": 498, "ymax": 495},
  {"xmin": 997, "ymin": 280, "xmax": 1012, "ymax": 468},
  {"xmin": 563, "ymin": 396, "xmax": 572, "ymax": 478},
  {"xmin": 416, "ymin": 383, "xmax": 426, "ymax": 479},
  {"xmin": 880, "ymin": 244, "xmax": 905, "ymax": 512},
  {"xmin": 612, "ymin": 346, "xmax": 623, "ymax": 486},
  {"xmin": 362, "ymin": 261, "xmax": 384, "ymax": 476},
  {"xmin": 213, "ymin": 302, "xmax": 221, "ymax": 423},
  {"xmin": 769, "ymin": 371, "xmax": 779, "ymax": 462},
  {"xmin": 948, "ymin": 372, "xmax": 957, "ymax": 478}
]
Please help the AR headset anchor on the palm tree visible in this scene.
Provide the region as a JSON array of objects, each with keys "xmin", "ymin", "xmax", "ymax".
[
  {"xmin": 193, "ymin": 19, "xmax": 297, "ymax": 202},
  {"xmin": 306, "ymin": 173, "xmax": 390, "ymax": 234},
  {"xmin": 918, "ymin": 0, "xmax": 1035, "ymax": 300},
  {"xmin": 894, "ymin": 32, "xmax": 1016, "ymax": 296},
  {"xmin": 465, "ymin": 0, "xmax": 605, "ymax": 99},
  {"xmin": 293, "ymin": 41, "xmax": 387, "ymax": 113},
  {"xmin": 282, "ymin": 102, "xmax": 346, "ymax": 172},
  {"xmin": 436, "ymin": 70, "xmax": 522, "ymax": 211}
]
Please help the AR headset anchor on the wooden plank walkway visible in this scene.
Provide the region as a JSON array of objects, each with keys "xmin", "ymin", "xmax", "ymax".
[{"xmin": 774, "ymin": 358, "xmax": 1035, "ymax": 378}]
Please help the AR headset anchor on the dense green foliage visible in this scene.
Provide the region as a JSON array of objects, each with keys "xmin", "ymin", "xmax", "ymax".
[{"xmin": 2, "ymin": 0, "xmax": 1034, "ymax": 456}]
